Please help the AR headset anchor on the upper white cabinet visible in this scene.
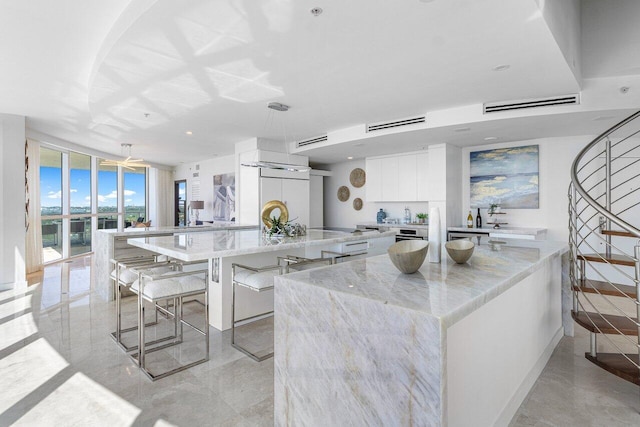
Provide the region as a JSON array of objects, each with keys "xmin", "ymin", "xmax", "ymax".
[
  {"xmin": 365, "ymin": 158, "xmax": 383, "ymax": 201},
  {"xmin": 261, "ymin": 177, "xmax": 310, "ymax": 226},
  {"xmin": 366, "ymin": 151, "xmax": 429, "ymax": 202},
  {"xmin": 416, "ymin": 152, "xmax": 429, "ymax": 200}
]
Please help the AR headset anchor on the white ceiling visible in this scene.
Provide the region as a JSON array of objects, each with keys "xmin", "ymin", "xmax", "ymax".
[{"xmin": 1, "ymin": 0, "xmax": 638, "ymax": 167}]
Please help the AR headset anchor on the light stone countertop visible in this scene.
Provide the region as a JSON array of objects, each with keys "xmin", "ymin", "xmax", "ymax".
[
  {"xmin": 96, "ymin": 223, "xmax": 256, "ymax": 237},
  {"xmin": 276, "ymin": 238, "xmax": 568, "ymax": 328},
  {"xmin": 357, "ymin": 221, "xmax": 430, "ymax": 230},
  {"xmin": 447, "ymin": 226, "xmax": 546, "ymax": 235},
  {"xmin": 127, "ymin": 228, "xmax": 395, "ymax": 262}
]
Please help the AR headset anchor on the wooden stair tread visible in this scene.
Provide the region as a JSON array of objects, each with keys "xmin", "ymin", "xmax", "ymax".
[
  {"xmin": 585, "ymin": 353, "xmax": 640, "ymax": 386},
  {"xmin": 571, "ymin": 310, "xmax": 639, "ymax": 335},
  {"xmin": 601, "ymin": 229, "xmax": 638, "ymax": 238},
  {"xmin": 579, "ymin": 253, "xmax": 636, "ymax": 266},
  {"xmin": 572, "ymin": 278, "xmax": 637, "ymax": 298}
]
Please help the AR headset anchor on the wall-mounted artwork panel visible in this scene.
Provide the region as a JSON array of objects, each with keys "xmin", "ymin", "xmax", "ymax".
[
  {"xmin": 470, "ymin": 145, "xmax": 539, "ymax": 208},
  {"xmin": 213, "ymin": 173, "xmax": 235, "ymax": 221}
]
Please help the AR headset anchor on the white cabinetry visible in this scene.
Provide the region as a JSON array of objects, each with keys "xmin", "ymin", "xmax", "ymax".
[
  {"xmin": 365, "ymin": 158, "xmax": 382, "ymax": 201},
  {"xmin": 381, "ymin": 156, "xmax": 399, "ymax": 201},
  {"xmin": 416, "ymin": 152, "xmax": 429, "ymax": 201},
  {"xmin": 365, "ymin": 151, "xmax": 428, "ymax": 202},
  {"xmin": 261, "ymin": 177, "xmax": 309, "ymax": 226},
  {"xmin": 398, "ymin": 155, "xmax": 417, "ymax": 201}
]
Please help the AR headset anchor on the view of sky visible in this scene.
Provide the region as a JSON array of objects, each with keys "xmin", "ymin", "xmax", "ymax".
[{"xmin": 40, "ymin": 167, "xmax": 146, "ymax": 208}]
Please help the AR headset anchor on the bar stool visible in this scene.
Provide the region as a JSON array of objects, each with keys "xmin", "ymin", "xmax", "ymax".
[
  {"xmin": 130, "ymin": 267, "xmax": 209, "ymax": 381},
  {"xmin": 110, "ymin": 256, "xmax": 179, "ymax": 352},
  {"xmin": 231, "ymin": 256, "xmax": 333, "ymax": 361}
]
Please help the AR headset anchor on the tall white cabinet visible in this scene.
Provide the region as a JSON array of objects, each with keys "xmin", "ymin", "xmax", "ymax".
[{"xmin": 261, "ymin": 176, "xmax": 310, "ymax": 226}]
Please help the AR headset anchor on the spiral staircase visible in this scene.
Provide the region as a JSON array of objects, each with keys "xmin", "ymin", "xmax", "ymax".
[{"xmin": 569, "ymin": 110, "xmax": 640, "ymax": 385}]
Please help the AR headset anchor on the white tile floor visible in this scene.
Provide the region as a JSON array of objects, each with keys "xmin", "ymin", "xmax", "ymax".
[{"xmin": 0, "ymin": 255, "xmax": 639, "ymax": 426}]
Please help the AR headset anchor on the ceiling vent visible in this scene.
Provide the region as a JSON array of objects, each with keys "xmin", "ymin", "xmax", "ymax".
[
  {"xmin": 483, "ymin": 94, "xmax": 580, "ymax": 114},
  {"xmin": 296, "ymin": 135, "xmax": 328, "ymax": 148},
  {"xmin": 366, "ymin": 115, "xmax": 426, "ymax": 133}
]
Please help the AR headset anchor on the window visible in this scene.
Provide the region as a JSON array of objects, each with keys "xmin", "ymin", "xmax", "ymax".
[
  {"xmin": 124, "ymin": 167, "xmax": 146, "ymax": 225},
  {"xmin": 39, "ymin": 147, "xmax": 148, "ymax": 263},
  {"xmin": 40, "ymin": 147, "xmax": 63, "ymax": 216}
]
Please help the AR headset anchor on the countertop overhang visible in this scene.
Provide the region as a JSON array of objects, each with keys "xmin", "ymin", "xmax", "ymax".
[
  {"xmin": 276, "ymin": 238, "xmax": 568, "ymax": 328},
  {"xmin": 127, "ymin": 229, "xmax": 395, "ymax": 261}
]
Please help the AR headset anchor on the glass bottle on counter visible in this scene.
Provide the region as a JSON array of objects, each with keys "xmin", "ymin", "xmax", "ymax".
[
  {"xmin": 476, "ymin": 208, "xmax": 482, "ymax": 228},
  {"xmin": 377, "ymin": 208, "xmax": 386, "ymax": 224},
  {"xmin": 467, "ymin": 210, "xmax": 473, "ymax": 228}
]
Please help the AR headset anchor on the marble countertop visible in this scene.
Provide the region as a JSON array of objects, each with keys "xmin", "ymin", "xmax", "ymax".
[
  {"xmin": 96, "ymin": 223, "xmax": 257, "ymax": 237},
  {"xmin": 357, "ymin": 222, "xmax": 430, "ymax": 230},
  {"xmin": 276, "ymin": 239, "xmax": 567, "ymax": 328},
  {"xmin": 127, "ymin": 229, "xmax": 396, "ymax": 262},
  {"xmin": 447, "ymin": 226, "xmax": 546, "ymax": 235}
]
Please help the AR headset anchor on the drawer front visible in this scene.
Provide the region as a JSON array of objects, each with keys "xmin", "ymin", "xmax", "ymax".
[{"xmin": 341, "ymin": 241, "xmax": 369, "ymax": 254}]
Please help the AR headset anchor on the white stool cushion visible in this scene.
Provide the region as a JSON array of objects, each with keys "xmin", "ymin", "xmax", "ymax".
[
  {"xmin": 233, "ymin": 269, "xmax": 279, "ymax": 290},
  {"xmin": 132, "ymin": 274, "xmax": 205, "ymax": 300},
  {"xmin": 111, "ymin": 265, "xmax": 174, "ymax": 286},
  {"xmin": 110, "ymin": 268, "xmax": 138, "ymax": 285}
]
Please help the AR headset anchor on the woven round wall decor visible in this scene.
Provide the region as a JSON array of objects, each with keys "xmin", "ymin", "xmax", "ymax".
[
  {"xmin": 337, "ymin": 186, "xmax": 350, "ymax": 202},
  {"xmin": 353, "ymin": 198, "xmax": 363, "ymax": 211},
  {"xmin": 349, "ymin": 168, "xmax": 366, "ymax": 188}
]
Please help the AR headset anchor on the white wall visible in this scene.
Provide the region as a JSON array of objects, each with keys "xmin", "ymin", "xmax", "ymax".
[
  {"xmin": 462, "ymin": 136, "xmax": 590, "ymax": 242},
  {"xmin": 537, "ymin": 0, "xmax": 581, "ymax": 82},
  {"xmin": 324, "ymin": 159, "xmax": 429, "ymax": 228},
  {"xmin": 1, "ymin": 114, "xmax": 26, "ymax": 288},
  {"xmin": 173, "ymin": 154, "xmax": 235, "ymax": 222}
]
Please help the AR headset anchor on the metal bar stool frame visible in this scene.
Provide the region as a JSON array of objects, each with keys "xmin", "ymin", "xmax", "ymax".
[
  {"xmin": 131, "ymin": 267, "xmax": 210, "ymax": 381},
  {"xmin": 231, "ymin": 256, "xmax": 333, "ymax": 362},
  {"xmin": 110, "ymin": 256, "xmax": 180, "ymax": 353}
]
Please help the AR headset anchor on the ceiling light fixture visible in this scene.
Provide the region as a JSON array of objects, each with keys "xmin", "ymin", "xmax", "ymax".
[
  {"xmin": 100, "ymin": 143, "xmax": 150, "ymax": 171},
  {"xmin": 483, "ymin": 136, "xmax": 498, "ymax": 141},
  {"xmin": 241, "ymin": 103, "xmax": 311, "ymax": 173},
  {"xmin": 454, "ymin": 127, "xmax": 471, "ymax": 132},
  {"xmin": 186, "ymin": 131, "xmax": 193, "ymax": 135},
  {"xmin": 347, "ymin": 156, "xmax": 354, "ymax": 160},
  {"xmin": 311, "ymin": 7, "xmax": 323, "ymax": 16},
  {"xmin": 493, "ymin": 64, "xmax": 510, "ymax": 72}
]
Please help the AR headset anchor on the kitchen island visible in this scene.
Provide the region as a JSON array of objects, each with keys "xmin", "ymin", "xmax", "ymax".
[
  {"xmin": 274, "ymin": 239, "xmax": 569, "ymax": 426},
  {"xmin": 94, "ymin": 223, "xmax": 257, "ymax": 300},
  {"xmin": 128, "ymin": 228, "xmax": 395, "ymax": 330}
]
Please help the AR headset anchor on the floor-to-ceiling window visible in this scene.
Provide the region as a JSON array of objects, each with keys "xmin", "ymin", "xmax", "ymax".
[
  {"xmin": 39, "ymin": 146, "xmax": 148, "ymax": 264},
  {"xmin": 124, "ymin": 166, "xmax": 147, "ymax": 226},
  {"xmin": 97, "ymin": 161, "xmax": 118, "ymax": 229},
  {"xmin": 40, "ymin": 147, "xmax": 63, "ymax": 263},
  {"xmin": 69, "ymin": 152, "xmax": 92, "ymax": 256}
]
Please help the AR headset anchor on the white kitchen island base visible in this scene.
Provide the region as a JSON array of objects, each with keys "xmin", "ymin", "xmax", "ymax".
[{"xmin": 274, "ymin": 240, "xmax": 568, "ymax": 426}]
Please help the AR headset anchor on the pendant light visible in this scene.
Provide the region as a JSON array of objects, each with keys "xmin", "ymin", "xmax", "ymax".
[
  {"xmin": 241, "ymin": 102, "xmax": 311, "ymax": 173},
  {"xmin": 100, "ymin": 143, "xmax": 150, "ymax": 170}
]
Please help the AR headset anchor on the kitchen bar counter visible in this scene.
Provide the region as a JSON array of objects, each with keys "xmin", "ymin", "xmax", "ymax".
[
  {"xmin": 128, "ymin": 228, "xmax": 396, "ymax": 330},
  {"xmin": 94, "ymin": 223, "xmax": 257, "ymax": 300},
  {"xmin": 357, "ymin": 221, "xmax": 430, "ymax": 230},
  {"xmin": 448, "ymin": 225, "xmax": 547, "ymax": 241},
  {"xmin": 127, "ymin": 229, "xmax": 395, "ymax": 262},
  {"xmin": 274, "ymin": 239, "xmax": 569, "ymax": 426}
]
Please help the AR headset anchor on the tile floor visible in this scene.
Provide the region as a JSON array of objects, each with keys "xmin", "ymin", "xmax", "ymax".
[{"xmin": 0, "ymin": 255, "xmax": 639, "ymax": 426}]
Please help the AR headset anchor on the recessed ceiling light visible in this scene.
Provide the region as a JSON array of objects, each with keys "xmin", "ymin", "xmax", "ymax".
[
  {"xmin": 493, "ymin": 64, "xmax": 510, "ymax": 72},
  {"xmin": 311, "ymin": 7, "xmax": 323, "ymax": 16},
  {"xmin": 592, "ymin": 116, "xmax": 614, "ymax": 121},
  {"xmin": 347, "ymin": 156, "xmax": 354, "ymax": 160},
  {"xmin": 484, "ymin": 136, "xmax": 498, "ymax": 141},
  {"xmin": 185, "ymin": 131, "xmax": 193, "ymax": 135},
  {"xmin": 454, "ymin": 127, "xmax": 471, "ymax": 132}
]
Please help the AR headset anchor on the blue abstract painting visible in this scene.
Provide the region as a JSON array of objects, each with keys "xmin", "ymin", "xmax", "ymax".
[{"xmin": 470, "ymin": 145, "xmax": 539, "ymax": 209}]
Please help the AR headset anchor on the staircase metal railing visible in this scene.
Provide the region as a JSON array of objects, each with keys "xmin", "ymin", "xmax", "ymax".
[{"xmin": 569, "ymin": 110, "xmax": 640, "ymax": 380}]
